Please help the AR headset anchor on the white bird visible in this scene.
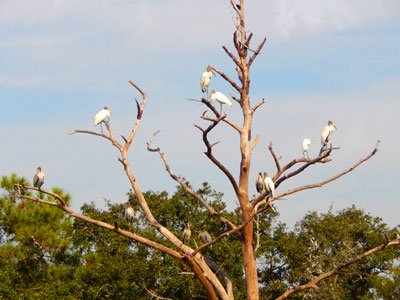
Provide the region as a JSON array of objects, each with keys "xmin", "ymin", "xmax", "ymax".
[
  {"xmin": 302, "ymin": 138, "xmax": 314, "ymax": 158},
  {"xmin": 125, "ymin": 204, "xmax": 134, "ymax": 225},
  {"xmin": 200, "ymin": 66, "xmax": 214, "ymax": 97},
  {"xmin": 321, "ymin": 120, "xmax": 337, "ymax": 149},
  {"xmin": 210, "ymin": 90, "xmax": 232, "ymax": 113},
  {"xmin": 256, "ymin": 172, "xmax": 265, "ymax": 193},
  {"xmin": 94, "ymin": 106, "xmax": 112, "ymax": 133},
  {"xmin": 33, "ymin": 167, "xmax": 44, "ymax": 189},
  {"xmin": 182, "ymin": 223, "xmax": 191, "ymax": 245},
  {"xmin": 199, "ymin": 230, "xmax": 213, "ymax": 250},
  {"xmin": 263, "ymin": 172, "xmax": 275, "ymax": 199}
]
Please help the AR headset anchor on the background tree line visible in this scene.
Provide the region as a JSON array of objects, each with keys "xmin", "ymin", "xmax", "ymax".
[{"xmin": 1, "ymin": 174, "xmax": 399, "ymax": 299}]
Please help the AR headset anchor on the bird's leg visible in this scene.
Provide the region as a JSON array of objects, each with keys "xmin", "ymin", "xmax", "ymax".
[
  {"xmin": 220, "ymin": 103, "xmax": 223, "ymax": 114},
  {"xmin": 100, "ymin": 123, "xmax": 104, "ymax": 134}
]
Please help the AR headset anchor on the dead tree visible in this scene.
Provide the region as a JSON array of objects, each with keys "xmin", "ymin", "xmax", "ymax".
[{"xmin": 15, "ymin": 1, "xmax": 400, "ymax": 300}]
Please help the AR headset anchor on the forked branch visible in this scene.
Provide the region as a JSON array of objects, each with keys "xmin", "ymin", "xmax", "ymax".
[
  {"xmin": 194, "ymin": 117, "xmax": 240, "ymax": 197},
  {"xmin": 198, "ymin": 98, "xmax": 241, "ymax": 132}
]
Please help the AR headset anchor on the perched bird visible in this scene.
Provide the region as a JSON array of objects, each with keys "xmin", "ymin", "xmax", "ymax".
[
  {"xmin": 94, "ymin": 106, "xmax": 112, "ymax": 133},
  {"xmin": 200, "ymin": 66, "xmax": 214, "ymax": 96},
  {"xmin": 199, "ymin": 230, "xmax": 213, "ymax": 250},
  {"xmin": 302, "ymin": 138, "xmax": 314, "ymax": 158},
  {"xmin": 256, "ymin": 172, "xmax": 265, "ymax": 193},
  {"xmin": 210, "ymin": 90, "xmax": 232, "ymax": 113},
  {"xmin": 263, "ymin": 172, "xmax": 275, "ymax": 199},
  {"xmin": 33, "ymin": 167, "xmax": 44, "ymax": 189},
  {"xmin": 321, "ymin": 121, "xmax": 337, "ymax": 148},
  {"xmin": 124, "ymin": 204, "xmax": 134, "ymax": 225},
  {"xmin": 182, "ymin": 223, "xmax": 191, "ymax": 245}
]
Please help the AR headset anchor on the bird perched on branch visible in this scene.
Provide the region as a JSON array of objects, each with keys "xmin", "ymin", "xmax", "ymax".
[
  {"xmin": 263, "ymin": 172, "xmax": 275, "ymax": 199},
  {"xmin": 321, "ymin": 121, "xmax": 336, "ymax": 149},
  {"xmin": 256, "ymin": 172, "xmax": 265, "ymax": 193},
  {"xmin": 200, "ymin": 66, "xmax": 214, "ymax": 97},
  {"xmin": 125, "ymin": 204, "xmax": 134, "ymax": 225},
  {"xmin": 263, "ymin": 172, "xmax": 276, "ymax": 212},
  {"xmin": 210, "ymin": 90, "xmax": 232, "ymax": 113},
  {"xmin": 33, "ymin": 167, "xmax": 44, "ymax": 189},
  {"xmin": 182, "ymin": 223, "xmax": 191, "ymax": 245},
  {"xmin": 199, "ymin": 229, "xmax": 213, "ymax": 250},
  {"xmin": 94, "ymin": 106, "xmax": 112, "ymax": 133},
  {"xmin": 302, "ymin": 138, "xmax": 314, "ymax": 158}
]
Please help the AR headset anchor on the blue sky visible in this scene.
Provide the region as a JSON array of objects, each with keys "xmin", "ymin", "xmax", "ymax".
[{"xmin": 1, "ymin": 0, "xmax": 399, "ymax": 229}]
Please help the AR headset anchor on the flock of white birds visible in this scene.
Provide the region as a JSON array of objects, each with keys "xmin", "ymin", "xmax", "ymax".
[{"xmin": 31, "ymin": 68, "xmax": 337, "ymax": 246}]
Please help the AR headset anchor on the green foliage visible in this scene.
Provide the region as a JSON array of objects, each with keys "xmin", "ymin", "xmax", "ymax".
[
  {"xmin": 1, "ymin": 174, "xmax": 399, "ymax": 299},
  {"xmin": 258, "ymin": 206, "xmax": 400, "ymax": 299},
  {"xmin": 66, "ymin": 181, "xmax": 246, "ymax": 299},
  {"xmin": 0, "ymin": 174, "xmax": 77, "ymax": 299}
]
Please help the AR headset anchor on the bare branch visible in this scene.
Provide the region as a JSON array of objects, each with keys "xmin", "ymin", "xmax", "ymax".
[
  {"xmin": 222, "ymin": 45, "xmax": 242, "ymax": 69},
  {"xmin": 250, "ymin": 135, "xmax": 259, "ymax": 153},
  {"xmin": 268, "ymin": 142, "xmax": 281, "ymax": 173},
  {"xmin": 273, "ymin": 148, "xmax": 333, "ymax": 187},
  {"xmin": 68, "ymin": 129, "xmax": 113, "ymax": 142},
  {"xmin": 17, "ymin": 190, "xmax": 184, "ymax": 260},
  {"xmin": 250, "ymin": 98, "xmax": 265, "ymax": 114},
  {"xmin": 276, "ymin": 236, "xmax": 400, "ymax": 300},
  {"xmin": 274, "ymin": 141, "xmax": 380, "ymax": 200},
  {"xmin": 124, "ymin": 80, "xmax": 147, "ymax": 152},
  {"xmin": 209, "ymin": 66, "xmax": 241, "ymax": 92},
  {"xmin": 199, "ymin": 98, "xmax": 242, "ymax": 132},
  {"xmin": 128, "ymin": 80, "xmax": 145, "ymax": 96},
  {"xmin": 18, "ymin": 194, "xmax": 59, "ymax": 207},
  {"xmin": 146, "ymin": 131, "xmax": 237, "ymax": 231},
  {"xmin": 68, "ymin": 123, "xmax": 123, "ymax": 151},
  {"xmin": 184, "ymin": 257, "xmax": 219, "ymax": 300},
  {"xmin": 196, "ymin": 117, "xmax": 240, "ymax": 197},
  {"xmin": 229, "ymin": 94, "xmax": 241, "ymax": 104},
  {"xmin": 254, "ymin": 215, "xmax": 261, "ymax": 253},
  {"xmin": 16, "ymin": 185, "xmax": 66, "ymax": 206},
  {"xmin": 248, "ymin": 37, "xmax": 267, "ymax": 67}
]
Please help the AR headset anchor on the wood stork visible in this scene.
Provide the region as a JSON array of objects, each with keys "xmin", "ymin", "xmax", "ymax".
[
  {"xmin": 302, "ymin": 138, "xmax": 314, "ymax": 158},
  {"xmin": 256, "ymin": 172, "xmax": 265, "ymax": 193},
  {"xmin": 124, "ymin": 204, "xmax": 134, "ymax": 225},
  {"xmin": 210, "ymin": 90, "xmax": 232, "ymax": 113},
  {"xmin": 182, "ymin": 223, "xmax": 191, "ymax": 245},
  {"xmin": 263, "ymin": 172, "xmax": 275, "ymax": 199},
  {"xmin": 200, "ymin": 66, "xmax": 214, "ymax": 97},
  {"xmin": 321, "ymin": 120, "xmax": 337, "ymax": 148},
  {"xmin": 199, "ymin": 229, "xmax": 213, "ymax": 250},
  {"xmin": 94, "ymin": 106, "xmax": 112, "ymax": 133},
  {"xmin": 33, "ymin": 167, "xmax": 44, "ymax": 189}
]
